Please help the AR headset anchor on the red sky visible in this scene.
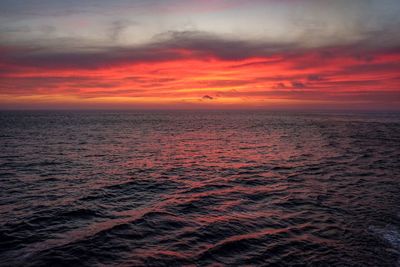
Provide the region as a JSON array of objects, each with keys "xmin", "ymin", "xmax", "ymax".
[{"xmin": 0, "ymin": 0, "xmax": 399, "ymax": 110}]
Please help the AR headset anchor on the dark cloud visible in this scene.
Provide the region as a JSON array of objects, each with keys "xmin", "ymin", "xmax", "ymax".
[
  {"xmin": 1, "ymin": 30, "xmax": 399, "ymax": 72},
  {"xmin": 307, "ymin": 74, "xmax": 323, "ymax": 81},
  {"xmin": 202, "ymin": 95, "xmax": 214, "ymax": 100},
  {"xmin": 291, "ymin": 81, "xmax": 306, "ymax": 89},
  {"xmin": 337, "ymin": 62, "xmax": 400, "ymax": 76},
  {"xmin": 274, "ymin": 83, "xmax": 287, "ymax": 89},
  {"xmin": 0, "ymin": 31, "xmax": 301, "ymax": 71},
  {"xmin": 153, "ymin": 31, "xmax": 298, "ymax": 60},
  {"xmin": 0, "ymin": 45, "xmax": 181, "ymax": 70}
]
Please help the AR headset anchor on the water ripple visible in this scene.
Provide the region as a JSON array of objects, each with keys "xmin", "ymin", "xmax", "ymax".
[{"xmin": 1, "ymin": 111, "xmax": 399, "ymax": 266}]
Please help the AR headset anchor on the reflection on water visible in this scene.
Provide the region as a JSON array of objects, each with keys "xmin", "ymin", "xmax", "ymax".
[{"xmin": 0, "ymin": 111, "xmax": 400, "ymax": 266}]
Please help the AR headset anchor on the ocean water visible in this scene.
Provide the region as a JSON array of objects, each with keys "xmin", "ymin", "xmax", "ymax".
[{"xmin": 0, "ymin": 110, "xmax": 400, "ymax": 266}]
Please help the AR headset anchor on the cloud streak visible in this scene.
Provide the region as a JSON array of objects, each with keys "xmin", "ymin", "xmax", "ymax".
[{"xmin": 0, "ymin": 1, "xmax": 399, "ymax": 109}]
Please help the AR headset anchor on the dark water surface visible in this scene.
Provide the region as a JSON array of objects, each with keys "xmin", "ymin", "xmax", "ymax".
[{"xmin": 1, "ymin": 110, "xmax": 400, "ymax": 266}]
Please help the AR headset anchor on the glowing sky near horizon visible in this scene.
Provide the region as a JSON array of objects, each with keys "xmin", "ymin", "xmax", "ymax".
[{"xmin": 0, "ymin": 0, "xmax": 399, "ymax": 109}]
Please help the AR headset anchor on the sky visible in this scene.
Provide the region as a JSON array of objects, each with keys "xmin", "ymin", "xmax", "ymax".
[{"xmin": 0, "ymin": 0, "xmax": 399, "ymax": 110}]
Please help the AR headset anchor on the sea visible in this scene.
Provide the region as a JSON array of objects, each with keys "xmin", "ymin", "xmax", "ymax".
[{"xmin": 0, "ymin": 110, "xmax": 399, "ymax": 266}]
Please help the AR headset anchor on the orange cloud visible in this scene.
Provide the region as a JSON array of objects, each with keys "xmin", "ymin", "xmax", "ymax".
[{"xmin": 0, "ymin": 44, "xmax": 399, "ymax": 110}]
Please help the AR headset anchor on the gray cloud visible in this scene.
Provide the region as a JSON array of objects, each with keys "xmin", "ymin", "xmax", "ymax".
[
  {"xmin": 0, "ymin": 30, "xmax": 399, "ymax": 72},
  {"xmin": 108, "ymin": 20, "xmax": 137, "ymax": 42},
  {"xmin": 0, "ymin": 31, "xmax": 299, "ymax": 70}
]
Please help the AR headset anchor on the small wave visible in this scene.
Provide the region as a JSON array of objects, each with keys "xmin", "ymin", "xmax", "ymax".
[{"xmin": 1, "ymin": 111, "xmax": 400, "ymax": 266}]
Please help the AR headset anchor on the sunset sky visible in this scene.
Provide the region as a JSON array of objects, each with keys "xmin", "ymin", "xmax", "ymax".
[{"xmin": 1, "ymin": 0, "xmax": 399, "ymax": 109}]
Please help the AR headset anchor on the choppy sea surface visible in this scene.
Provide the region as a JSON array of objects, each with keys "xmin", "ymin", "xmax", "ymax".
[{"xmin": 1, "ymin": 110, "xmax": 400, "ymax": 266}]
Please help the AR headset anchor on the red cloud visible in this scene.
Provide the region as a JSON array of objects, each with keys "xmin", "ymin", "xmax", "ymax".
[{"xmin": 0, "ymin": 39, "xmax": 399, "ymax": 110}]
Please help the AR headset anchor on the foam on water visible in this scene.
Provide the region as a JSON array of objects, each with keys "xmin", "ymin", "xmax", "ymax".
[
  {"xmin": 369, "ymin": 225, "xmax": 400, "ymax": 266},
  {"xmin": 369, "ymin": 225, "xmax": 400, "ymax": 249}
]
